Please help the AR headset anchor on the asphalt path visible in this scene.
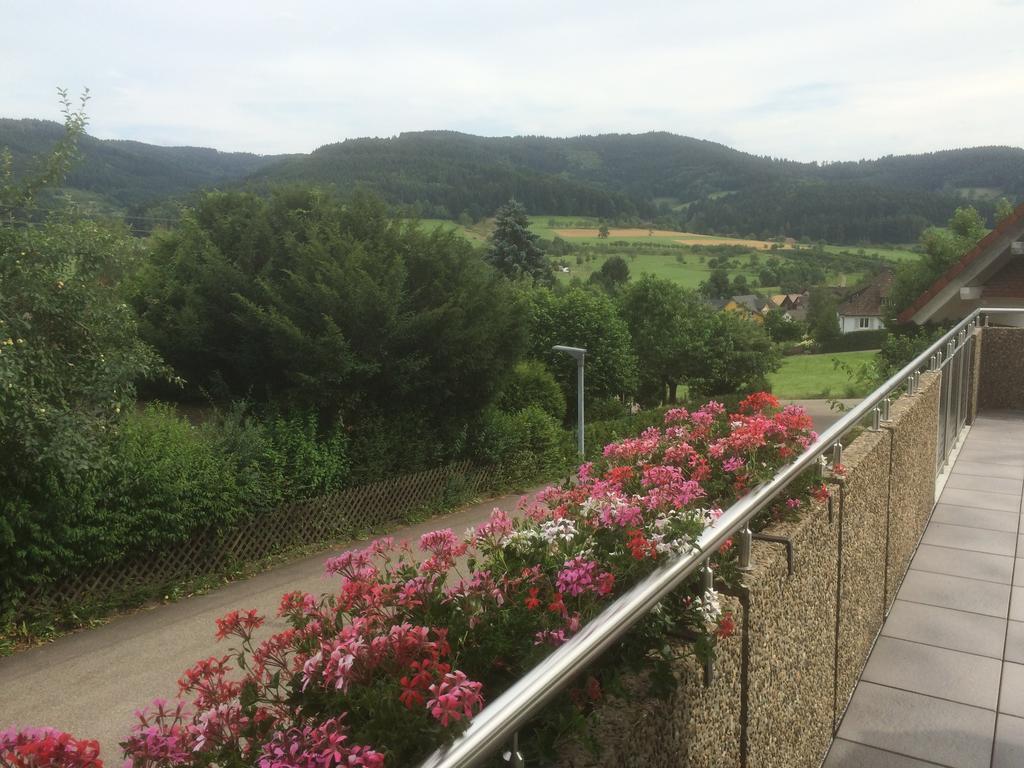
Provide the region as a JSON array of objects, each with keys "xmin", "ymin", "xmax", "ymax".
[{"xmin": 0, "ymin": 398, "xmax": 856, "ymax": 757}]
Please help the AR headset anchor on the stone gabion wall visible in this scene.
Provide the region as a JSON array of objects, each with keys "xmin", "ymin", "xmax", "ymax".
[
  {"xmin": 977, "ymin": 326, "xmax": 1024, "ymax": 410},
  {"xmin": 568, "ymin": 375, "xmax": 942, "ymax": 768}
]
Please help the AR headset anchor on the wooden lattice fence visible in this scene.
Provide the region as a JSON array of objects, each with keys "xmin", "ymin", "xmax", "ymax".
[{"xmin": 17, "ymin": 461, "xmax": 499, "ymax": 620}]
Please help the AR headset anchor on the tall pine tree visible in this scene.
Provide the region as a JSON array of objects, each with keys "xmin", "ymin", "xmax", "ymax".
[{"xmin": 485, "ymin": 199, "xmax": 552, "ymax": 284}]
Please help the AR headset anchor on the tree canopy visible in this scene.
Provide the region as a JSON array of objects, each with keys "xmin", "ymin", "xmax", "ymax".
[
  {"xmin": 620, "ymin": 276, "xmax": 717, "ymax": 404},
  {"xmin": 132, "ymin": 189, "xmax": 527, "ymax": 435},
  {"xmin": 528, "ymin": 287, "xmax": 638, "ymax": 407}
]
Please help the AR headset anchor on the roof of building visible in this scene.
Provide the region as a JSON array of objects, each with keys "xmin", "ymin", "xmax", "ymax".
[
  {"xmin": 729, "ymin": 294, "xmax": 770, "ymax": 314},
  {"xmin": 838, "ymin": 270, "xmax": 894, "ymax": 317},
  {"xmin": 897, "ymin": 200, "xmax": 1024, "ymax": 324}
]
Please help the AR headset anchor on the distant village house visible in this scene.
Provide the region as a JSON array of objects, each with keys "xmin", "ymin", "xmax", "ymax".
[{"xmin": 836, "ymin": 269, "xmax": 893, "ymax": 334}]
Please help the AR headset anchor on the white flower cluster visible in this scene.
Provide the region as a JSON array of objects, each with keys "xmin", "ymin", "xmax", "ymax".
[
  {"xmin": 649, "ymin": 508, "xmax": 703, "ymax": 556},
  {"xmin": 692, "ymin": 587, "xmax": 723, "ymax": 633},
  {"xmin": 505, "ymin": 528, "xmax": 543, "ymax": 554},
  {"xmin": 539, "ymin": 517, "xmax": 578, "ymax": 544}
]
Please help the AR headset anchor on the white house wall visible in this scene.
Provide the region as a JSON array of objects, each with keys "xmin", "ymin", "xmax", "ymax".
[{"xmin": 838, "ymin": 314, "xmax": 885, "ymax": 334}]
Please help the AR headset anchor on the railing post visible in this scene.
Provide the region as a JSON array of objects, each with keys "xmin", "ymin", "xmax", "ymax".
[
  {"xmin": 929, "ymin": 354, "xmax": 937, "ymax": 372},
  {"xmin": 701, "ymin": 559, "xmax": 715, "ymax": 685},
  {"xmin": 906, "ymin": 374, "xmax": 915, "ymax": 396},
  {"xmin": 880, "ymin": 397, "xmax": 890, "ymax": 421},
  {"xmin": 832, "ymin": 442, "xmax": 843, "ymax": 470},
  {"xmin": 736, "ymin": 524, "xmax": 753, "ymax": 572},
  {"xmin": 871, "ymin": 406, "xmax": 881, "ymax": 431}
]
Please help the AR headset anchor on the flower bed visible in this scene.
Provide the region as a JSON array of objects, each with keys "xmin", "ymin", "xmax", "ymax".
[{"xmin": 7, "ymin": 394, "xmax": 822, "ymax": 768}]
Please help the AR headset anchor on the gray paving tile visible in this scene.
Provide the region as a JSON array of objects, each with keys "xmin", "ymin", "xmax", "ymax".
[
  {"xmin": 837, "ymin": 682, "xmax": 995, "ymax": 768},
  {"xmin": 967, "ymin": 436, "xmax": 1024, "ymax": 446},
  {"xmin": 911, "ymin": 545, "xmax": 1014, "ymax": 584},
  {"xmin": 922, "ymin": 523, "xmax": 1018, "ymax": 556},
  {"xmin": 931, "ymin": 504, "xmax": 1020, "ymax": 533},
  {"xmin": 957, "ymin": 448, "xmax": 1024, "ymax": 466},
  {"xmin": 945, "ymin": 473, "xmax": 1024, "ymax": 495},
  {"xmin": 994, "ymin": 714, "xmax": 1024, "ymax": 768},
  {"xmin": 898, "ymin": 570, "xmax": 1011, "ymax": 617},
  {"xmin": 1001, "ymin": 662, "xmax": 1024, "ymax": 718},
  {"xmin": 1006, "ymin": 621, "xmax": 1024, "ymax": 664},
  {"xmin": 939, "ymin": 488, "xmax": 1022, "ymax": 512},
  {"xmin": 862, "ymin": 636, "xmax": 1001, "ymax": 709},
  {"xmin": 882, "ymin": 600, "xmax": 1006, "ymax": 658},
  {"xmin": 1013, "ymin": 587, "xmax": 1024, "ymax": 622},
  {"xmin": 1015, "ymin": 559, "xmax": 1024, "ymax": 587},
  {"xmin": 952, "ymin": 461, "xmax": 1024, "ymax": 480},
  {"xmin": 824, "ymin": 738, "xmax": 943, "ymax": 768}
]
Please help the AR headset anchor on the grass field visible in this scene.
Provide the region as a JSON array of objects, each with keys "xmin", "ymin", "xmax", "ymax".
[
  {"xmin": 768, "ymin": 350, "xmax": 878, "ymax": 400},
  {"xmin": 822, "ymin": 244, "xmax": 920, "ymax": 263},
  {"xmin": 411, "ymin": 215, "xmax": 906, "ymax": 291},
  {"xmin": 555, "ymin": 251, "xmax": 785, "ymax": 290}
]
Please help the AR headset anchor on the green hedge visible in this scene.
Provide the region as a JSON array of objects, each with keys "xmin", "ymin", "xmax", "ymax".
[
  {"xmin": 0, "ymin": 403, "xmax": 351, "ymax": 624},
  {"xmin": 471, "ymin": 405, "xmax": 570, "ymax": 486},
  {"xmin": 819, "ymin": 329, "xmax": 888, "ymax": 352}
]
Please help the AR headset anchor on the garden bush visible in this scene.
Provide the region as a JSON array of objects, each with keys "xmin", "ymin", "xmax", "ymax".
[
  {"xmin": 818, "ymin": 329, "xmax": 888, "ymax": 353},
  {"xmin": 496, "ymin": 360, "xmax": 567, "ymax": 422},
  {"xmin": 8, "ymin": 393, "xmax": 824, "ymax": 767},
  {"xmin": 472, "ymin": 405, "xmax": 571, "ymax": 486}
]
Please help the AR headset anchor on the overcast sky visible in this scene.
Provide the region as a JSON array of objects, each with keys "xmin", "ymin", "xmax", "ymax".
[{"xmin": 2, "ymin": 0, "xmax": 1022, "ymax": 161}]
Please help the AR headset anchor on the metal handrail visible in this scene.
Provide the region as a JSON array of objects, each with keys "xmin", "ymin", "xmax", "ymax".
[{"xmin": 417, "ymin": 306, "xmax": 1021, "ymax": 768}]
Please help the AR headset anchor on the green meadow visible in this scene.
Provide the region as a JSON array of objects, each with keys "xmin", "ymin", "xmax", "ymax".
[{"xmin": 768, "ymin": 350, "xmax": 879, "ymax": 399}]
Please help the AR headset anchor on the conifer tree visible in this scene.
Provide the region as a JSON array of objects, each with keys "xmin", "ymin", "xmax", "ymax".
[{"xmin": 485, "ymin": 199, "xmax": 552, "ymax": 284}]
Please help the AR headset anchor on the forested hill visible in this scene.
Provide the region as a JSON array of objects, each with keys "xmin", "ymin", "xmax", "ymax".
[
  {"xmin": 253, "ymin": 132, "xmax": 1023, "ymax": 241},
  {"xmin": 0, "ymin": 118, "xmax": 289, "ymax": 210},
  {"xmin": 3, "ymin": 120, "xmax": 1022, "ymax": 243}
]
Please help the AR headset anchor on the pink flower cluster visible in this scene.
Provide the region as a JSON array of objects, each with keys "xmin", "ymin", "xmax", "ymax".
[{"xmin": 258, "ymin": 717, "xmax": 384, "ymax": 768}]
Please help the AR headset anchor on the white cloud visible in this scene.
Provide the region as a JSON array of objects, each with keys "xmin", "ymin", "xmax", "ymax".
[{"xmin": 0, "ymin": 0, "xmax": 1021, "ymax": 159}]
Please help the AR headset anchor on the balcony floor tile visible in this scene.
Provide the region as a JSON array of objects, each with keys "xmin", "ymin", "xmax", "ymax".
[
  {"xmin": 861, "ymin": 636, "xmax": 1001, "ymax": 709},
  {"xmin": 882, "ymin": 600, "xmax": 1006, "ymax": 659},
  {"xmin": 836, "ymin": 682, "xmax": 995, "ymax": 768},
  {"xmin": 896, "ymin": 570, "xmax": 1010, "ymax": 617},
  {"xmin": 911, "ymin": 545, "xmax": 1015, "ymax": 584},
  {"xmin": 938, "ymin": 488, "xmax": 1022, "ymax": 512},
  {"xmin": 994, "ymin": 714, "xmax": 1024, "ymax": 768},
  {"xmin": 931, "ymin": 504, "xmax": 1020, "ymax": 533},
  {"xmin": 1006, "ymin": 621, "xmax": 1024, "ymax": 664},
  {"xmin": 951, "ymin": 460, "xmax": 1024, "ymax": 481},
  {"xmin": 945, "ymin": 472, "xmax": 1024, "ymax": 495},
  {"xmin": 1000, "ymin": 662, "xmax": 1024, "ymax": 718},
  {"xmin": 921, "ymin": 522, "xmax": 1018, "ymax": 557},
  {"xmin": 825, "ymin": 738, "xmax": 950, "ymax": 767}
]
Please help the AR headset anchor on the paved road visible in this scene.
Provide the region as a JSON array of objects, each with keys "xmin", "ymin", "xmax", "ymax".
[{"xmin": 0, "ymin": 399, "xmax": 856, "ymax": 757}]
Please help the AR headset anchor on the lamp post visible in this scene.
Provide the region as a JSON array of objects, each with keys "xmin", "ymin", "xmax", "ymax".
[{"xmin": 552, "ymin": 345, "xmax": 586, "ymax": 457}]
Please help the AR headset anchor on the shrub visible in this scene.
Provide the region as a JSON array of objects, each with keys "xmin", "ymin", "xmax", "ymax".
[
  {"xmin": 472, "ymin": 405, "xmax": 571, "ymax": 486},
  {"xmin": 818, "ymin": 329, "xmax": 888, "ymax": 353},
  {"xmin": 96, "ymin": 404, "xmax": 248, "ymax": 557},
  {"xmin": 496, "ymin": 360, "xmax": 567, "ymax": 422}
]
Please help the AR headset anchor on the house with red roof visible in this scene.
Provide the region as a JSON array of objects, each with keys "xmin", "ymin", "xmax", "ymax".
[{"xmin": 898, "ymin": 200, "xmax": 1024, "ymax": 325}]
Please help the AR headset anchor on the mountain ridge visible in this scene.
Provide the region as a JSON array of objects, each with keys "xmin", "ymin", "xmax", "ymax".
[{"xmin": 3, "ymin": 119, "xmax": 1021, "ymax": 242}]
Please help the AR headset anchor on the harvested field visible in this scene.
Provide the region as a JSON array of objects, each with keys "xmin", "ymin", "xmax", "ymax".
[{"xmin": 553, "ymin": 227, "xmax": 791, "ymax": 249}]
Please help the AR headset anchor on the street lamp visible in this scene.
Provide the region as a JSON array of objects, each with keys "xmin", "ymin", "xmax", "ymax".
[{"xmin": 552, "ymin": 345, "xmax": 586, "ymax": 457}]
